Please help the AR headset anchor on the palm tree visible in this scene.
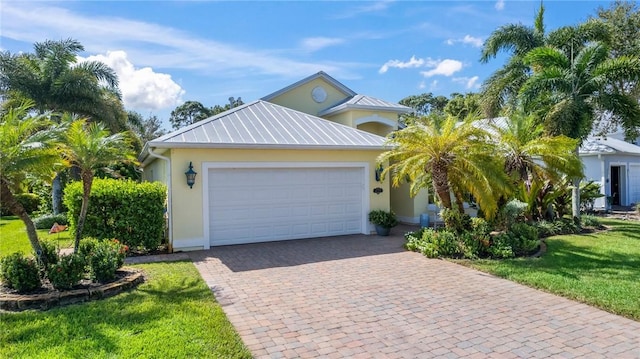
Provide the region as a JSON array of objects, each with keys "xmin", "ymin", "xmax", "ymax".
[
  {"xmin": 60, "ymin": 117, "xmax": 136, "ymax": 251},
  {"xmin": 480, "ymin": 3, "xmax": 609, "ymax": 117},
  {"xmin": 0, "ymin": 101, "xmax": 65, "ymax": 261},
  {"xmin": 519, "ymin": 43, "xmax": 640, "ymax": 216},
  {"xmin": 491, "ymin": 113, "xmax": 583, "ymax": 183},
  {"xmin": 378, "ymin": 114, "xmax": 510, "ymax": 218},
  {"xmin": 0, "ymin": 39, "xmax": 128, "ymax": 214}
]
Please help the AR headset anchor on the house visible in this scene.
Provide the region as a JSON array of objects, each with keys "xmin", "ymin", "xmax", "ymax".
[
  {"xmin": 580, "ymin": 133, "xmax": 640, "ymax": 209},
  {"xmin": 139, "ymin": 72, "xmax": 427, "ymax": 251}
]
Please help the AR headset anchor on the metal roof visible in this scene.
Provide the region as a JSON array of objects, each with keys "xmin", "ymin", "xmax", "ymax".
[
  {"xmin": 580, "ymin": 136, "xmax": 640, "ymax": 155},
  {"xmin": 261, "ymin": 71, "xmax": 356, "ymax": 101},
  {"xmin": 318, "ymin": 95, "xmax": 412, "ymax": 116},
  {"xmin": 147, "ymin": 100, "xmax": 388, "ymax": 150}
]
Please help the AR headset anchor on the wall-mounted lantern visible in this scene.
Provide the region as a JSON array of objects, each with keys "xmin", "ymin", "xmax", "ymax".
[
  {"xmin": 185, "ymin": 162, "xmax": 197, "ymax": 189},
  {"xmin": 375, "ymin": 164, "xmax": 384, "ymax": 182}
]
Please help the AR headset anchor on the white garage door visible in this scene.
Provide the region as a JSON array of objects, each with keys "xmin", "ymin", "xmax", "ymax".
[
  {"xmin": 208, "ymin": 166, "xmax": 365, "ymax": 246},
  {"xmin": 630, "ymin": 164, "xmax": 640, "ymax": 205}
]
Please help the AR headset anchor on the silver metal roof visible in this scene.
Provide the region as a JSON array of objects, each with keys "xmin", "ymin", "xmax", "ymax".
[
  {"xmin": 147, "ymin": 100, "xmax": 388, "ymax": 150},
  {"xmin": 580, "ymin": 136, "xmax": 640, "ymax": 155},
  {"xmin": 261, "ymin": 71, "xmax": 356, "ymax": 101},
  {"xmin": 318, "ymin": 95, "xmax": 412, "ymax": 116}
]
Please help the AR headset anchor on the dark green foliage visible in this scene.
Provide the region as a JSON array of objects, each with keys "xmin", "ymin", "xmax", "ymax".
[
  {"xmin": 77, "ymin": 237, "xmax": 100, "ymax": 264},
  {"xmin": 440, "ymin": 208, "xmax": 472, "ymax": 233},
  {"xmin": 405, "ymin": 228, "xmax": 461, "ymax": 258},
  {"xmin": 488, "ymin": 234, "xmax": 515, "ymax": 258},
  {"xmin": 33, "ymin": 213, "xmax": 68, "ymax": 230},
  {"xmin": 0, "ymin": 253, "xmax": 41, "ymax": 292},
  {"xmin": 37, "ymin": 239, "xmax": 59, "ymax": 270},
  {"xmin": 580, "ymin": 181, "xmax": 604, "ymax": 213},
  {"xmin": 64, "ymin": 179, "xmax": 166, "ymax": 250},
  {"xmin": 506, "ymin": 223, "xmax": 540, "ymax": 256},
  {"xmin": 86, "ymin": 239, "xmax": 127, "ymax": 282},
  {"xmin": 46, "ymin": 253, "xmax": 85, "ymax": 290},
  {"xmin": 581, "ymin": 215, "xmax": 602, "ymax": 228},
  {"xmin": 368, "ymin": 210, "xmax": 398, "ymax": 228},
  {"xmin": 1, "ymin": 193, "xmax": 40, "ymax": 216}
]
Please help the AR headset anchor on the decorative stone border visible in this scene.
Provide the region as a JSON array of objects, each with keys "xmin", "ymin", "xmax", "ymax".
[{"xmin": 0, "ymin": 267, "xmax": 144, "ymax": 312}]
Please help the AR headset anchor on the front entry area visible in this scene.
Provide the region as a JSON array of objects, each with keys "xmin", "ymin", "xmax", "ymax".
[{"xmin": 206, "ymin": 164, "xmax": 367, "ymax": 246}]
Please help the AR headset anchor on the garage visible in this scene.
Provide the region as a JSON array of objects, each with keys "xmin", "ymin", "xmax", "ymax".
[
  {"xmin": 206, "ymin": 165, "xmax": 367, "ymax": 246},
  {"xmin": 630, "ymin": 164, "xmax": 640, "ymax": 205}
]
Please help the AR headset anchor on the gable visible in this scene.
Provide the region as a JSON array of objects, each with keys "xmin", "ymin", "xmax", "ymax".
[{"xmin": 262, "ymin": 72, "xmax": 355, "ymax": 116}]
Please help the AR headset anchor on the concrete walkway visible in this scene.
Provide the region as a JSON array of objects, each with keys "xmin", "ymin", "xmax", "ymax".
[{"xmin": 186, "ymin": 228, "xmax": 639, "ymax": 358}]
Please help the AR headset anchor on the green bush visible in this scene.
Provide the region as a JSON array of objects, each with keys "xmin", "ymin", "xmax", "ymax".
[
  {"xmin": 368, "ymin": 209, "xmax": 398, "ymax": 228},
  {"xmin": 533, "ymin": 220, "xmax": 556, "ymax": 238},
  {"xmin": 33, "ymin": 213, "xmax": 69, "ymax": 230},
  {"xmin": 440, "ymin": 208, "xmax": 471, "ymax": 234},
  {"xmin": 78, "ymin": 237, "xmax": 100, "ymax": 264},
  {"xmin": 488, "ymin": 233, "xmax": 515, "ymax": 259},
  {"xmin": 37, "ymin": 239, "xmax": 60, "ymax": 270},
  {"xmin": 64, "ymin": 179, "xmax": 166, "ymax": 251},
  {"xmin": 507, "ymin": 223, "xmax": 539, "ymax": 256},
  {"xmin": 87, "ymin": 239, "xmax": 128, "ymax": 282},
  {"xmin": 0, "ymin": 253, "xmax": 42, "ymax": 292},
  {"xmin": 581, "ymin": 215, "xmax": 602, "ymax": 228},
  {"xmin": 405, "ymin": 228, "xmax": 465, "ymax": 258},
  {"xmin": 495, "ymin": 199, "xmax": 527, "ymax": 230},
  {"xmin": 47, "ymin": 253, "xmax": 85, "ymax": 290},
  {"xmin": 0, "ymin": 193, "xmax": 41, "ymax": 216}
]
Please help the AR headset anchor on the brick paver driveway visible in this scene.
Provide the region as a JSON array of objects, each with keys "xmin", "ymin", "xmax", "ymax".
[{"xmin": 189, "ymin": 227, "xmax": 640, "ymax": 358}]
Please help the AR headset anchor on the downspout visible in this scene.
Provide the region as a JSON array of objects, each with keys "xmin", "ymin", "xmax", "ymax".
[{"xmin": 147, "ymin": 147, "xmax": 173, "ymax": 253}]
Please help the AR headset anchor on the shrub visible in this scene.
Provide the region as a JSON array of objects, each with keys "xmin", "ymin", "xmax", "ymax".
[
  {"xmin": 87, "ymin": 239, "xmax": 128, "ymax": 282},
  {"xmin": 78, "ymin": 237, "xmax": 100, "ymax": 264},
  {"xmin": 47, "ymin": 254, "xmax": 85, "ymax": 290},
  {"xmin": 33, "ymin": 213, "xmax": 69, "ymax": 230},
  {"xmin": 64, "ymin": 179, "xmax": 166, "ymax": 251},
  {"xmin": 37, "ymin": 239, "xmax": 60, "ymax": 269},
  {"xmin": 488, "ymin": 233, "xmax": 515, "ymax": 259},
  {"xmin": 533, "ymin": 220, "xmax": 556, "ymax": 238},
  {"xmin": 0, "ymin": 193, "xmax": 41, "ymax": 216},
  {"xmin": 507, "ymin": 223, "xmax": 539, "ymax": 256},
  {"xmin": 0, "ymin": 253, "xmax": 42, "ymax": 292},
  {"xmin": 440, "ymin": 208, "xmax": 471, "ymax": 234},
  {"xmin": 405, "ymin": 228, "xmax": 464, "ymax": 258},
  {"xmin": 368, "ymin": 210, "xmax": 398, "ymax": 228},
  {"xmin": 495, "ymin": 199, "xmax": 527, "ymax": 230},
  {"xmin": 581, "ymin": 215, "xmax": 602, "ymax": 228}
]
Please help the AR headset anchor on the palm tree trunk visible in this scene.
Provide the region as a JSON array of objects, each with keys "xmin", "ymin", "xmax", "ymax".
[
  {"xmin": 571, "ymin": 147, "xmax": 581, "ymax": 219},
  {"xmin": 453, "ymin": 191, "xmax": 465, "ymax": 214},
  {"xmin": 52, "ymin": 174, "xmax": 63, "ymax": 214},
  {"xmin": 431, "ymin": 164, "xmax": 453, "ymax": 210},
  {"xmin": 73, "ymin": 171, "xmax": 93, "ymax": 252},
  {"xmin": 1, "ymin": 178, "xmax": 45, "ymax": 263}
]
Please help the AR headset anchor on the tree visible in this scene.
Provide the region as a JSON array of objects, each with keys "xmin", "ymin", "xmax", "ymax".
[
  {"xmin": 128, "ymin": 111, "xmax": 168, "ymax": 143},
  {"xmin": 169, "ymin": 101, "xmax": 213, "ymax": 129},
  {"xmin": 479, "ymin": 3, "xmax": 608, "ymax": 117},
  {"xmin": 444, "ymin": 93, "xmax": 481, "ymax": 119},
  {"xmin": 519, "ymin": 43, "xmax": 640, "ymax": 216},
  {"xmin": 0, "ymin": 38, "xmax": 127, "ymax": 214},
  {"xmin": 399, "ymin": 93, "xmax": 448, "ymax": 116},
  {"xmin": 491, "ymin": 112, "xmax": 583, "ymax": 183},
  {"xmin": 378, "ymin": 114, "xmax": 510, "ymax": 218},
  {"xmin": 0, "ymin": 101, "xmax": 64, "ymax": 262},
  {"xmin": 60, "ymin": 117, "xmax": 136, "ymax": 251}
]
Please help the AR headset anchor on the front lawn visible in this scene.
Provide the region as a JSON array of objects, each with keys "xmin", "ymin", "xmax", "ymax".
[
  {"xmin": 1, "ymin": 261, "xmax": 252, "ymax": 358},
  {"xmin": 456, "ymin": 219, "xmax": 640, "ymax": 320},
  {"xmin": 0, "ymin": 216, "xmax": 73, "ymax": 258}
]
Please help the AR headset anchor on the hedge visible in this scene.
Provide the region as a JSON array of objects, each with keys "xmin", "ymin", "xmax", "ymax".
[{"xmin": 63, "ymin": 179, "xmax": 166, "ymax": 250}]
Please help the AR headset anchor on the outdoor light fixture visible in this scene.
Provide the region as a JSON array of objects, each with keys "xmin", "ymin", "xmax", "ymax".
[
  {"xmin": 185, "ymin": 162, "xmax": 197, "ymax": 189},
  {"xmin": 375, "ymin": 164, "xmax": 384, "ymax": 182}
]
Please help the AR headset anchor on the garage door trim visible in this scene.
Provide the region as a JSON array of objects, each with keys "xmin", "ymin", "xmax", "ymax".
[{"xmin": 201, "ymin": 161, "xmax": 371, "ymax": 249}]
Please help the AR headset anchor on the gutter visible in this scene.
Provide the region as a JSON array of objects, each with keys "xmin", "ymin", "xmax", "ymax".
[{"xmin": 147, "ymin": 147, "xmax": 173, "ymax": 253}]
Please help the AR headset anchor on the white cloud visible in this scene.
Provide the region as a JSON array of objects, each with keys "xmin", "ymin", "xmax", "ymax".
[
  {"xmin": 453, "ymin": 76, "xmax": 481, "ymax": 89},
  {"xmin": 429, "ymin": 80, "xmax": 438, "ymax": 91},
  {"xmin": 420, "ymin": 59, "xmax": 463, "ymax": 77},
  {"xmin": 495, "ymin": 0, "xmax": 505, "ymax": 11},
  {"xmin": 379, "ymin": 55, "xmax": 430, "ymax": 74},
  {"xmin": 333, "ymin": 0, "xmax": 395, "ymax": 19},
  {"xmin": 0, "ymin": 3, "xmax": 347, "ymax": 79},
  {"xmin": 301, "ymin": 37, "xmax": 345, "ymax": 52},
  {"xmin": 80, "ymin": 51, "xmax": 185, "ymax": 111},
  {"xmin": 445, "ymin": 35, "xmax": 483, "ymax": 48}
]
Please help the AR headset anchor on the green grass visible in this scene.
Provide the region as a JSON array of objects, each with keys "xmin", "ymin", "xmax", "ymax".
[
  {"xmin": 456, "ymin": 219, "xmax": 640, "ymax": 320},
  {"xmin": 0, "ymin": 261, "xmax": 252, "ymax": 358},
  {"xmin": 0, "ymin": 216, "xmax": 73, "ymax": 258}
]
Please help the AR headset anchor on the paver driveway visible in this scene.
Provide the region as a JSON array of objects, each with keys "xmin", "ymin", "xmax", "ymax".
[{"xmin": 189, "ymin": 227, "xmax": 640, "ymax": 358}]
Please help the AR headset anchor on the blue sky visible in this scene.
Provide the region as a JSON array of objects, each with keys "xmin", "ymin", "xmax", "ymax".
[{"xmin": 1, "ymin": 0, "xmax": 611, "ymax": 128}]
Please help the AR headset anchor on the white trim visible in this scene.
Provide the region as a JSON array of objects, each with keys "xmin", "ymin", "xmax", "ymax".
[
  {"xmin": 146, "ymin": 142, "xmax": 387, "ymax": 151},
  {"xmin": 261, "ymin": 71, "xmax": 356, "ymax": 101},
  {"xmin": 202, "ymin": 161, "xmax": 370, "ymax": 248},
  {"xmin": 172, "ymin": 237, "xmax": 206, "ymax": 250},
  {"xmin": 354, "ymin": 115, "xmax": 397, "ymax": 128},
  {"xmin": 147, "ymin": 148, "xmax": 173, "ymax": 252}
]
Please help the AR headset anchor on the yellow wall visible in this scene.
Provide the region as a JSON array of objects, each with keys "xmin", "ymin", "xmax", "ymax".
[
  {"xmin": 389, "ymin": 181, "xmax": 430, "ymax": 224},
  {"xmin": 268, "ymin": 78, "xmax": 349, "ymax": 115},
  {"xmin": 147, "ymin": 147, "xmax": 390, "ymax": 250}
]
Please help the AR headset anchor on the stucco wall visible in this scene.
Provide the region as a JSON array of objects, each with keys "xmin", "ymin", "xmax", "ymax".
[
  {"xmin": 581, "ymin": 153, "xmax": 640, "ymax": 207},
  {"xmin": 267, "ymin": 78, "xmax": 348, "ymax": 115},
  {"xmin": 149, "ymin": 147, "xmax": 389, "ymax": 250}
]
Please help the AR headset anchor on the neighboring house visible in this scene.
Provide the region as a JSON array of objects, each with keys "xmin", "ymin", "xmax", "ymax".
[
  {"xmin": 139, "ymin": 71, "xmax": 426, "ymax": 251},
  {"xmin": 580, "ymin": 133, "xmax": 640, "ymax": 209}
]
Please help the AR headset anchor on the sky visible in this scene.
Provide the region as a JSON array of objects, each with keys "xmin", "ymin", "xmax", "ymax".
[{"xmin": 1, "ymin": 0, "xmax": 613, "ymax": 129}]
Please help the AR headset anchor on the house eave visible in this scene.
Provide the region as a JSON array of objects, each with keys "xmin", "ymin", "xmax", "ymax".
[
  {"xmin": 145, "ymin": 141, "xmax": 391, "ymax": 151},
  {"xmin": 319, "ymin": 104, "xmax": 411, "ymax": 117}
]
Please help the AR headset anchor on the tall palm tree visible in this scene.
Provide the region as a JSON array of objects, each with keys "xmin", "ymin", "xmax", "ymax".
[
  {"xmin": 0, "ymin": 38, "xmax": 128, "ymax": 214},
  {"xmin": 0, "ymin": 101, "xmax": 65, "ymax": 261},
  {"xmin": 520, "ymin": 43, "xmax": 640, "ymax": 216},
  {"xmin": 480, "ymin": 3, "xmax": 609, "ymax": 117},
  {"xmin": 60, "ymin": 117, "xmax": 136, "ymax": 251},
  {"xmin": 378, "ymin": 114, "xmax": 510, "ymax": 218},
  {"xmin": 491, "ymin": 113, "xmax": 583, "ymax": 183}
]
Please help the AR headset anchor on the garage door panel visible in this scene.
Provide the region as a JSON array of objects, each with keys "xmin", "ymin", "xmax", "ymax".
[
  {"xmin": 209, "ymin": 166, "xmax": 364, "ymax": 245},
  {"xmin": 630, "ymin": 164, "xmax": 640, "ymax": 204}
]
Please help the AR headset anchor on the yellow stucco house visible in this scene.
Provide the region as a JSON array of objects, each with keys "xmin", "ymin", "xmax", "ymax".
[{"xmin": 140, "ymin": 71, "xmax": 429, "ymax": 251}]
